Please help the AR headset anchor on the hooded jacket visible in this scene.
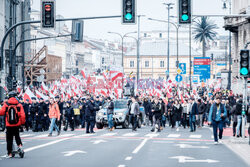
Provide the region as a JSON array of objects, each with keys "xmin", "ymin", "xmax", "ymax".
[{"xmin": 0, "ymin": 97, "xmax": 26, "ymax": 127}]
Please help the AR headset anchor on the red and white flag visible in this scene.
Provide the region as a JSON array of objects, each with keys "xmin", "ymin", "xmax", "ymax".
[
  {"xmin": 41, "ymin": 82, "xmax": 49, "ymax": 94},
  {"xmin": 35, "ymin": 90, "xmax": 49, "ymax": 101},
  {"xmin": 110, "ymin": 71, "xmax": 123, "ymax": 82},
  {"xmin": 81, "ymin": 69, "xmax": 86, "ymax": 79},
  {"xmin": 23, "ymin": 87, "xmax": 36, "ymax": 103}
]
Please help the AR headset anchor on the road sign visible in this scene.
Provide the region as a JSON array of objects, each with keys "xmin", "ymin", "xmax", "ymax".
[
  {"xmin": 165, "ymin": 70, "xmax": 169, "ymax": 75},
  {"xmin": 179, "ymin": 63, "xmax": 186, "ymax": 74},
  {"xmin": 193, "ymin": 57, "xmax": 211, "ymax": 82},
  {"xmin": 175, "ymin": 75, "xmax": 183, "ymax": 82},
  {"xmin": 177, "ymin": 68, "xmax": 182, "ymax": 74},
  {"xmin": 192, "ymin": 76, "xmax": 199, "ymax": 84}
]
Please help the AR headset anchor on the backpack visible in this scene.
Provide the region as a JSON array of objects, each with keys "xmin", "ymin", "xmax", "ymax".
[{"xmin": 6, "ymin": 103, "xmax": 20, "ymax": 125}]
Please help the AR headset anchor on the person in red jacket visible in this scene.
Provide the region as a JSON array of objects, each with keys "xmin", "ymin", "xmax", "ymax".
[{"xmin": 0, "ymin": 91, "xmax": 26, "ymax": 158}]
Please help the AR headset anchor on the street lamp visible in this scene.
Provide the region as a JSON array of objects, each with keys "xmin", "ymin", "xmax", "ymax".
[
  {"xmin": 148, "ymin": 18, "xmax": 180, "ymax": 72},
  {"xmin": 163, "ymin": 3, "xmax": 174, "ymax": 79},
  {"xmin": 222, "ymin": 0, "xmax": 232, "ymax": 90},
  {"xmin": 107, "ymin": 31, "xmax": 137, "ymax": 69}
]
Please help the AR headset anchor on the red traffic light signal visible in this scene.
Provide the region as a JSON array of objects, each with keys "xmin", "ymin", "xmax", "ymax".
[{"xmin": 41, "ymin": 0, "xmax": 55, "ymax": 28}]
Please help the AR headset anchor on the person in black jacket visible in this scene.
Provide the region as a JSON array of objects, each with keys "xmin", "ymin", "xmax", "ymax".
[
  {"xmin": 107, "ymin": 97, "xmax": 114, "ymax": 131},
  {"xmin": 85, "ymin": 98, "xmax": 97, "ymax": 133},
  {"xmin": 172, "ymin": 100, "xmax": 183, "ymax": 131},
  {"xmin": 64, "ymin": 101, "xmax": 75, "ymax": 131},
  {"xmin": 159, "ymin": 98, "xmax": 166, "ymax": 129},
  {"xmin": 143, "ymin": 98, "xmax": 152, "ymax": 126},
  {"xmin": 30, "ymin": 97, "xmax": 40, "ymax": 132},
  {"xmin": 39, "ymin": 98, "xmax": 49, "ymax": 131},
  {"xmin": 23, "ymin": 99, "xmax": 30, "ymax": 131},
  {"xmin": 189, "ymin": 98, "xmax": 199, "ymax": 132},
  {"xmin": 80, "ymin": 98, "xmax": 87, "ymax": 129},
  {"xmin": 56, "ymin": 96, "xmax": 64, "ymax": 131},
  {"xmin": 151, "ymin": 98, "xmax": 162, "ymax": 132}
]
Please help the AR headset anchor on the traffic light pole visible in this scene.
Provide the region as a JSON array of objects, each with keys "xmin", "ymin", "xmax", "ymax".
[
  {"xmin": 0, "ymin": 15, "xmax": 121, "ymax": 70},
  {"xmin": 242, "ymin": 77, "xmax": 247, "ymax": 138}
]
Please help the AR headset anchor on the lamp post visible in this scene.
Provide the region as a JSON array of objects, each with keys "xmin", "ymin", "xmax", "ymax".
[
  {"xmin": 148, "ymin": 18, "xmax": 180, "ymax": 71},
  {"xmin": 222, "ymin": 0, "xmax": 232, "ymax": 90},
  {"xmin": 108, "ymin": 31, "xmax": 137, "ymax": 69},
  {"xmin": 163, "ymin": 3, "xmax": 174, "ymax": 79}
]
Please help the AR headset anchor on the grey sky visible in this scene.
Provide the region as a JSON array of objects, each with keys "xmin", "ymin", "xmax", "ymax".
[{"xmin": 32, "ymin": 0, "xmax": 229, "ymax": 41}]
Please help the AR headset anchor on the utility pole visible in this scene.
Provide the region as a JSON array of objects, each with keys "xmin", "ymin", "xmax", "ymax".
[
  {"xmin": 137, "ymin": 15, "xmax": 141, "ymax": 84},
  {"xmin": 21, "ymin": 1, "xmax": 25, "ymax": 91},
  {"xmin": 164, "ymin": 3, "xmax": 174, "ymax": 80},
  {"xmin": 189, "ymin": 23, "xmax": 192, "ymax": 91}
]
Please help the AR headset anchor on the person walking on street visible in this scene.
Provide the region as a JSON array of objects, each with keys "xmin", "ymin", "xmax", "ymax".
[
  {"xmin": 129, "ymin": 96, "xmax": 140, "ymax": 131},
  {"xmin": 0, "ymin": 91, "xmax": 26, "ymax": 158},
  {"xmin": 48, "ymin": 98, "xmax": 61, "ymax": 136},
  {"xmin": 107, "ymin": 97, "xmax": 114, "ymax": 131},
  {"xmin": 151, "ymin": 98, "xmax": 162, "ymax": 132},
  {"xmin": 189, "ymin": 98, "xmax": 199, "ymax": 132},
  {"xmin": 208, "ymin": 96, "xmax": 227, "ymax": 144}
]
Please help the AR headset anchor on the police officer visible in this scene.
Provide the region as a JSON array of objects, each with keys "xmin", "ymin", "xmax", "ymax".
[
  {"xmin": 72, "ymin": 97, "xmax": 81, "ymax": 128},
  {"xmin": 39, "ymin": 98, "xmax": 48, "ymax": 131},
  {"xmin": 64, "ymin": 101, "xmax": 74, "ymax": 131},
  {"xmin": 30, "ymin": 97, "xmax": 39, "ymax": 132},
  {"xmin": 22, "ymin": 99, "xmax": 30, "ymax": 131},
  {"xmin": 85, "ymin": 97, "xmax": 96, "ymax": 133},
  {"xmin": 44, "ymin": 100, "xmax": 50, "ymax": 131},
  {"xmin": 80, "ymin": 98, "xmax": 87, "ymax": 128}
]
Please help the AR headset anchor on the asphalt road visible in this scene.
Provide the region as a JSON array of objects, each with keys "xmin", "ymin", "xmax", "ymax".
[{"xmin": 0, "ymin": 126, "xmax": 248, "ymax": 167}]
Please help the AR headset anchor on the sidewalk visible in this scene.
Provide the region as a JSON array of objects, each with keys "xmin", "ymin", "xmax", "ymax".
[{"xmin": 223, "ymin": 136, "xmax": 250, "ymax": 166}]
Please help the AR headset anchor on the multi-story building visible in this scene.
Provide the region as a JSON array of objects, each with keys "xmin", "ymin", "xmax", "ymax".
[
  {"xmin": 0, "ymin": 0, "xmax": 31, "ymax": 99},
  {"xmin": 124, "ymin": 40, "xmax": 201, "ymax": 80},
  {"xmin": 224, "ymin": 0, "xmax": 250, "ymax": 93}
]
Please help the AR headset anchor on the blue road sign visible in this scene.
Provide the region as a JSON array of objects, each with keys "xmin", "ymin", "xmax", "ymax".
[
  {"xmin": 192, "ymin": 76, "xmax": 199, "ymax": 83},
  {"xmin": 193, "ymin": 57, "xmax": 211, "ymax": 82},
  {"xmin": 179, "ymin": 63, "xmax": 186, "ymax": 74},
  {"xmin": 165, "ymin": 70, "xmax": 169, "ymax": 75},
  {"xmin": 175, "ymin": 74, "xmax": 183, "ymax": 82}
]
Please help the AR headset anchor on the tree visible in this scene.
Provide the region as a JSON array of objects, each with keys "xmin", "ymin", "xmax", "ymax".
[{"xmin": 193, "ymin": 17, "xmax": 218, "ymax": 57}]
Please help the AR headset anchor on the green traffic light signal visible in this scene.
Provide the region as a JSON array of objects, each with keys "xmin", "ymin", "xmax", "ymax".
[
  {"xmin": 182, "ymin": 14, "xmax": 189, "ymax": 21},
  {"xmin": 125, "ymin": 13, "xmax": 132, "ymax": 20},
  {"xmin": 240, "ymin": 67, "xmax": 248, "ymax": 75}
]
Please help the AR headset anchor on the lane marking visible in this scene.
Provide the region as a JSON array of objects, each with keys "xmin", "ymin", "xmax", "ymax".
[
  {"xmin": 75, "ymin": 134, "xmax": 95, "ymax": 137},
  {"xmin": 123, "ymin": 133, "xmax": 138, "ymax": 137},
  {"xmin": 189, "ymin": 135, "xmax": 202, "ymax": 139},
  {"xmin": 125, "ymin": 156, "xmax": 133, "ymax": 160},
  {"xmin": 132, "ymin": 138, "xmax": 149, "ymax": 154},
  {"xmin": 101, "ymin": 133, "xmax": 117, "ymax": 136},
  {"xmin": 24, "ymin": 138, "xmax": 70, "ymax": 152},
  {"xmin": 167, "ymin": 134, "xmax": 180, "ymax": 138},
  {"xmin": 33, "ymin": 134, "xmax": 49, "ymax": 138},
  {"xmin": 153, "ymin": 141, "xmax": 174, "ymax": 144},
  {"xmin": 118, "ymin": 165, "xmax": 126, "ymax": 167},
  {"xmin": 62, "ymin": 150, "xmax": 86, "ymax": 156}
]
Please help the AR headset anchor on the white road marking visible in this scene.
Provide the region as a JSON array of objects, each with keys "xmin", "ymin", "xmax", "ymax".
[
  {"xmin": 57, "ymin": 134, "xmax": 74, "ymax": 137},
  {"xmin": 61, "ymin": 150, "xmax": 86, "ymax": 156},
  {"xmin": 167, "ymin": 134, "xmax": 181, "ymax": 138},
  {"xmin": 33, "ymin": 134, "xmax": 49, "ymax": 138},
  {"xmin": 20, "ymin": 134, "xmax": 34, "ymax": 137},
  {"xmin": 101, "ymin": 133, "xmax": 117, "ymax": 136},
  {"xmin": 76, "ymin": 134, "xmax": 95, "ymax": 137},
  {"xmin": 125, "ymin": 156, "xmax": 133, "ymax": 160},
  {"xmin": 175, "ymin": 144, "xmax": 209, "ymax": 149},
  {"xmin": 24, "ymin": 138, "xmax": 70, "ymax": 152},
  {"xmin": 170, "ymin": 156, "xmax": 219, "ymax": 163},
  {"xmin": 211, "ymin": 135, "xmax": 214, "ymax": 138},
  {"xmin": 132, "ymin": 138, "xmax": 148, "ymax": 154},
  {"xmin": 145, "ymin": 133, "xmax": 159, "ymax": 137},
  {"xmin": 123, "ymin": 133, "xmax": 138, "ymax": 137},
  {"xmin": 91, "ymin": 140, "xmax": 107, "ymax": 144},
  {"xmin": 118, "ymin": 165, "xmax": 126, "ymax": 167},
  {"xmin": 189, "ymin": 135, "xmax": 202, "ymax": 138}
]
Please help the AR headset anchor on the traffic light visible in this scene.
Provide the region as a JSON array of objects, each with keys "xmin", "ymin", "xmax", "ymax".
[
  {"xmin": 71, "ymin": 20, "xmax": 84, "ymax": 42},
  {"xmin": 239, "ymin": 49, "xmax": 249, "ymax": 77},
  {"xmin": 122, "ymin": 0, "xmax": 136, "ymax": 24},
  {"xmin": 41, "ymin": 0, "xmax": 55, "ymax": 28},
  {"xmin": 178, "ymin": 0, "xmax": 192, "ymax": 24}
]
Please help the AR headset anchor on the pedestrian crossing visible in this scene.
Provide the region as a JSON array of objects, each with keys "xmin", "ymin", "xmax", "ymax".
[{"xmin": 6, "ymin": 132, "xmax": 212, "ymax": 141}]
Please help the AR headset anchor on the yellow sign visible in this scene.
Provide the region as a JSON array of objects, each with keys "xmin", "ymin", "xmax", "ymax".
[{"xmin": 177, "ymin": 68, "xmax": 182, "ymax": 74}]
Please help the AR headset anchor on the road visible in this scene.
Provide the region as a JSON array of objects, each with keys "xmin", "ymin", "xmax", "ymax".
[{"xmin": 0, "ymin": 126, "xmax": 248, "ymax": 167}]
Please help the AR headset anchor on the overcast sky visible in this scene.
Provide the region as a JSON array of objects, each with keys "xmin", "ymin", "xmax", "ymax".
[{"xmin": 32, "ymin": 0, "xmax": 230, "ymax": 41}]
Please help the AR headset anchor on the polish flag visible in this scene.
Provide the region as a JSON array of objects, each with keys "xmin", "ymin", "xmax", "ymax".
[
  {"xmin": 81, "ymin": 69, "xmax": 86, "ymax": 79},
  {"xmin": 41, "ymin": 82, "xmax": 49, "ymax": 94},
  {"xmin": 110, "ymin": 71, "xmax": 123, "ymax": 82},
  {"xmin": 23, "ymin": 87, "xmax": 36, "ymax": 103},
  {"xmin": 114, "ymin": 87, "xmax": 119, "ymax": 99},
  {"xmin": 35, "ymin": 90, "xmax": 49, "ymax": 100},
  {"xmin": 101, "ymin": 90, "xmax": 107, "ymax": 97}
]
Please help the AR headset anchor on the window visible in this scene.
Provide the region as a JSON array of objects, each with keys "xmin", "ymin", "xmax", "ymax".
[
  {"xmin": 145, "ymin": 61, "xmax": 149, "ymax": 68},
  {"xmin": 76, "ymin": 60, "xmax": 78, "ymax": 66},
  {"xmin": 102, "ymin": 57, "xmax": 105, "ymax": 64},
  {"xmin": 160, "ymin": 61, "xmax": 164, "ymax": 68},
  {"xmin": 144, "ymin": 33, "xmax": 147, "ymax": 37},
  {"xmin": 130, "ymin": 61, "xmax": 134, "ymax": 68},
  {"xmin": 159, "ymin": 33, "xmax": 162, "ymax": 38}
]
